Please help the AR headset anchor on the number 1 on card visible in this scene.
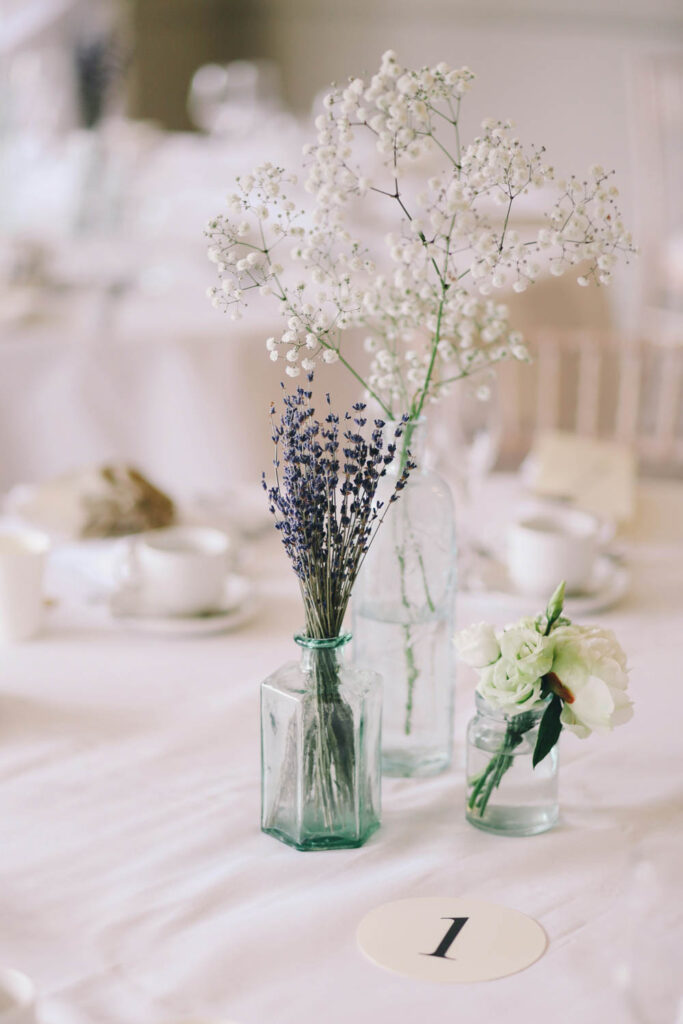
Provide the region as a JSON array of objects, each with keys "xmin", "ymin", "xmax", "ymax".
[{"xmin": 423, "ymin": 917, "xmax": 469, "ymax": 959}]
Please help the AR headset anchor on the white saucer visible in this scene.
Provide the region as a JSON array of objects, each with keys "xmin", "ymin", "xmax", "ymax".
[
  {"xmin": 109, "ymin": 574, "xmax": 256, "ymax": 636},
  {"xmin": 466, "ymin": 554, "xmax": 630, "ymax": 616}
]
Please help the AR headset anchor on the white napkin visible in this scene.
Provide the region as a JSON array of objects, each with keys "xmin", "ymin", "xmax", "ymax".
[{"xmin": 528, "ymin": 430, "xmax": 636, "ymax": 522}]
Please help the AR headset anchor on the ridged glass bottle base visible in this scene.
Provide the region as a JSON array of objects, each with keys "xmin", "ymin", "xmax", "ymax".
[
  {"xmin": 262, "ymin": 820, "xmax": 380, "ymax": 851},
  {"xmin": 466, "ymin": 804, "xmax": 559, "ymax": 837}
]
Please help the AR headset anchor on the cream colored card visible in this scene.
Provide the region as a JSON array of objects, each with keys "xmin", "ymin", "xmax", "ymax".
[
  {"xmin": 357, "ymin": 897, "xmax": 547, "ymax": 983},
  {"xmin": 531, "ymin": 430, "xmax": 636, "ymax": 522}
]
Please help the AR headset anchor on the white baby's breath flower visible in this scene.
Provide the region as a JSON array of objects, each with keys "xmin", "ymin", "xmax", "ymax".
[{"xmin": 207, "ymin": 53, "xmax": 635, "ymax": 415}]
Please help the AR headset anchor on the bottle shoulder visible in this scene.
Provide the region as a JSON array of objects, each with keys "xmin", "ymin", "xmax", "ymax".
[
  {"xmin": 385, "ymin": 465, "xmax": 454, "ymax": 506},
  {"xmin": 261, "ymin": 660, "xmax": 380, "ymax": 703}
]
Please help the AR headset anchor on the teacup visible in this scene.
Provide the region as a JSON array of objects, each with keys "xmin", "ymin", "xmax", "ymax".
[
  {"xmin": 507, "ymin": 507, "xmax": 601, "ymax": 597},
  {"xmin": 119, "ymin": 525, "xmax": 231, "ymax": 616},
  {"xmin": 0, "ymin": 530, "xmax": 49, "ymax": 644},
  {"xmin": 0, "ymin": 968, "xmax": 37, "ymax": 1023}
]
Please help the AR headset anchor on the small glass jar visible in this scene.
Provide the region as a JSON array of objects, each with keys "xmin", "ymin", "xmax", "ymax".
[
  {"xmin": 260, "ymin": 633, "xmax": 382, "ymax": 851},
  {"xmin": 465, "ymin": 693, "xmax": 559, "ymax": 836}
]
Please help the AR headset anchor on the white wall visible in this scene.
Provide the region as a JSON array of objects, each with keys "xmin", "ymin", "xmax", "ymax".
[{"xmin": 262, "ymin": 0, "xmax": 683, "ymax": 332}]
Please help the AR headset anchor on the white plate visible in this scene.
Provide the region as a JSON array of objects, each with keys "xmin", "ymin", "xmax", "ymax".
[
  {"xmin": 109, "ymin": 574, "xmax": 256, "ymax": 637},
  {"xmin": 466, "ymin": 554, "xmax": 630, "ymax": 616}
]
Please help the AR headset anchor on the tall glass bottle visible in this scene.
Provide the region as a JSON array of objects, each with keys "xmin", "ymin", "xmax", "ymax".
[
  {"xmin": 352, "ymin": 420, "xmax": 457, "ymax": 777},
  {"xmin": 260, "ymin": 633, "xmax": 382, "ymax": 850}
]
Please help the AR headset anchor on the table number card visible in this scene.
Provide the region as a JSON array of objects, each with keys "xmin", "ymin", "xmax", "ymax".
[{"xmin": 357, "ymin": 898, "xmax": 547, "ymax": 983}]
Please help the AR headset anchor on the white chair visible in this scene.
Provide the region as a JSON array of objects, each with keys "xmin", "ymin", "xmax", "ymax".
[{"xmin": 495, "ymin": 331, "xmax": 683, "ymax": 477}]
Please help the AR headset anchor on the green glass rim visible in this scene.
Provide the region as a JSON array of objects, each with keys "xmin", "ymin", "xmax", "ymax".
[{"xmin": 294, "ymin": 632, "xmax": 352, "ymax": 649}]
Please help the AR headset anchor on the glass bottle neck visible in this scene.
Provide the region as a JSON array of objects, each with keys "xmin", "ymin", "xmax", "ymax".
[
  {"xmin": 475, "ymin": 691, "xmax": 550, "ymax": 723},
  {"xmin": 295, "ymin": 633, "xmax": 351, "ymax": 673}
]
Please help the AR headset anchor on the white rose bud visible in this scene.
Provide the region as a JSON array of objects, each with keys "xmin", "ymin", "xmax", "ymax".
[
  {"xmin": 478, "ymin": 658, "xmax": 544, "ymax": 713},
  {"xmin": 455, "ymin": 623, "xmax": 500, "ymax": 668}
]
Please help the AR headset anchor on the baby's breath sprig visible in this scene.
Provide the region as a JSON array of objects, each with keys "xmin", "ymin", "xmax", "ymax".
[{"xmin": 208, "ymin": 52, "xmax": 636, "ymax": 422}]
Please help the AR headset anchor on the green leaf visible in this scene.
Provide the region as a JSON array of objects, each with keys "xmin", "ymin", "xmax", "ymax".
[{"xmin": 533, "ymin": 694, "xmax": 563, "ymax": 767}]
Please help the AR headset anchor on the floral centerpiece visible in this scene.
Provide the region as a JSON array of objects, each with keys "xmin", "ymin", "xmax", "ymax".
[
  {"xmin": 456, "ymin": 582, "xmax": 633, "ymax": 835},
  {"xmin": 259, "ymin": 378, "xmax": 414, "ymax": 849},
  {"xmin": 209, "ymin": 51, "xmax": 636, "ymax": 780}
]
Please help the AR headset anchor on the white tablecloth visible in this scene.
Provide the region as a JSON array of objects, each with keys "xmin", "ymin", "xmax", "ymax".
[{"xmin": 1, "ymin": 476, "xmax": 682, "ymax": 1024}]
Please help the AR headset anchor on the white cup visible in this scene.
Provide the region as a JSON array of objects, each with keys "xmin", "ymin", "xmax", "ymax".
[
  {"xmin": 119, "ymin": 525, "xmax": 231, "ymax": 616},
  {"xmin": 0, "ymin": 968, "xmax": 37, "ymax": 1023},
  {"xmin": 0, "ymin": 530, "xmax": 49, "ymax": 644},
  {"xmin": 507, "ymin": 507, "xmax": 601, "ymax": 597}
]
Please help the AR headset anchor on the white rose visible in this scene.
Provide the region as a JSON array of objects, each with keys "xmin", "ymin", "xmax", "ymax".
[
  {"xmin": 498, "ymin": 620, "xmax": 554, "ymax": 681},
  {"xmin": 455, "ymin": 623, "xmax": 500, "ymax": 668},
  {"xmin": 478, "ymin": 657, "xmax": 544, "ymax": 714},
  {"xmin": 550, "ymin": 624, "xmax": 633, "ymax": 738}
]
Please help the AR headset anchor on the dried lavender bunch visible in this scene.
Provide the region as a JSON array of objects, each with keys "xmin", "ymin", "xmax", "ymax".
[
  {"xmin": 263, "ymin": 379, "xmax": 414, "ymax": 831},
  {"xmin": 264, "ymin": 377, "xmax": 414, "ymax": 639}
]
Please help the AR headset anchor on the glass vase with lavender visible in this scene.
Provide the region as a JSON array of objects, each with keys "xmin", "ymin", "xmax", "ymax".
[{"xmin": 260, "ymin": 379, "xmax": 414, "ymax": 850}]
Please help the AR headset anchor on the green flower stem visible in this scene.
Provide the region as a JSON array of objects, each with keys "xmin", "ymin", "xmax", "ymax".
[
  {"xmin": 396, "ymin": 544, "xmax": 418, "ymax": 735},
  {"xmin": 413, "ymin": 293, "xmax": 446, "ymax": 422},
  {"xmin": 335, "ymin": 348, "xmax": 393, "ymax": 420},
  {"xmin": 467, "ymin": 758, "xmax": 499, "ymax": 810},
  {"xmin": 468, "ymin": 712, "xmax": 535, "ymax": 818},
  {"xmin": 401, "ymin": 622, "xmax": 418, "ymax": 735},
  {"xmin": 417, "ymin": 550, "xmax": 436, "ymax": 614},
  {"xmin": 307, "ymin": 646, "xmax": 356, "ymax": 829}
]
